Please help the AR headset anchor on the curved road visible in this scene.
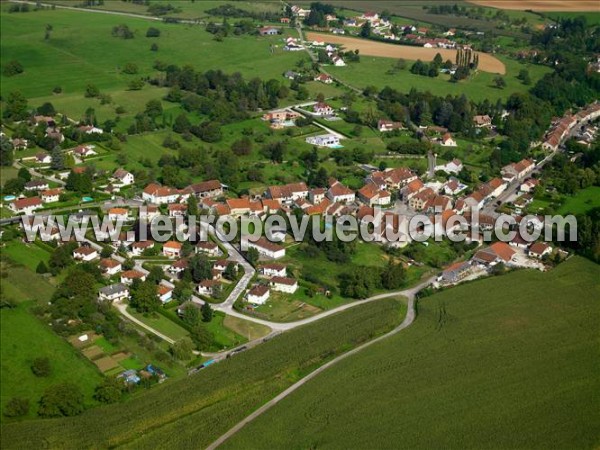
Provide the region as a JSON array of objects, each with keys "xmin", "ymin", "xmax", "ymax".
[{"xmin": 206, "ymin": 276, "xmax": 433, "ymax": 450}]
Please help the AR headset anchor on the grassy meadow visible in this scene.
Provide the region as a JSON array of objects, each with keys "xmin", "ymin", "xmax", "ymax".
[
  {"xmin": 326, "ymin": 54, "xmax": 551, "ymax": 103},
  {"xmin": 557, "ymin": 186, "xmax": 600, "ymax": 215},
  {"xmin": 0, "ymin": 298, "xmax": 406, "ymax": 447},
  {"xmin": 47, "ymin": 0, "xmax": 283, "ymax": 21},
  {"xmin": 223, "ymin": 257, "xmax": 600, "ymax": 449},
  {"xmin": 0, "ymin": 7, "xmax": 303, "ymax": 99},
  {"xmin": 0, "ymin": 301, "xmax": 103, "ymax": 422}
]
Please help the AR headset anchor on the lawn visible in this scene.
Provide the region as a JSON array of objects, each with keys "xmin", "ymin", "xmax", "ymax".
[
  {"xmin": 223, "ymin": 257, "xmax": 600, "ymax": 449},
  {"xmin": 222, "ymin": 315, "xmax": 271, "ymax": 341},
  {"xmin": 126, "ymin": 306, "xmax": 190, "ymax": 341},
  {"xmin": 0, "ymin": 301, "xmax": 103, "ymax": 422},
  {"xmin": 2, "ymin": 240, "xmax": 51, "ymax": 272},
  {"xmin": 0, "ymin": 166, "xmax": 18, "ymax": 187},
  {"xmin": 204, "ymin": 312, "xmax": 248, "ymax": 350},
  {"xmin": 0, "ymin": 298, "xmax": 406, "ymax": 447},
  {"xmin": 557, "ymin": 186, "xmax": 600, "ymax": 215},
  {"xmin": 325, "ymin": 54, "xmax": 551, "ymax": 103},
  {"xmin": 0, "ymin": 260, "xmax": 56, "ymax": 305}
]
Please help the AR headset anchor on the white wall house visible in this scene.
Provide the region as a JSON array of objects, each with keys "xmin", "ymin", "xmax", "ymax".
[
  {"xmin": 10, "ymin": 197, "xmax": 43, "ymax": 215},
  {"xmin": 113, "ymin": 168, "xmax": 134, "ymax": 186},
  {"xmin": 260, "ymin": 264, "xmax": 287, "ymax": 278},
  {"xmin": 244, "ymin": 238, "xmax": 286, "ymax": 259},
  {"xmin": 98, "ymin": 283, "xmax": 129, "ymax": 302},
  {"xmin": 73, "ymin": 246, "xmax": 98, "ymax": 261},
  {"xmin": 270, "ymin": 276, "xmax": 298, "ymax": 294},
  {"xmin": 247, "ymin": 285, "xmax": 270, "ymax": 305},
  {"xmin": 163, "ymin": 241, "xmax": 182, "ymax": 258},
  {"xmin": 306, "ymin": 134, "xmax": 340, "ymax": 148}
]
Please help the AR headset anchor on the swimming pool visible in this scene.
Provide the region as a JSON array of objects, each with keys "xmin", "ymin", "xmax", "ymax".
[
  {"xmin": 328, "ymin": 144, "xmax": 344, "ymax": 149},
  {"xmin": 3, "ymin": 195, "xmax": 16, "ymax": 201},
  {"xmin": 82, "ymin": 196, "xmax": 94, "ymax": 202}
]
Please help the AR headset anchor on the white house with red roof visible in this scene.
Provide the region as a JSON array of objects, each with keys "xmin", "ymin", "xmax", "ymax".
[
  {"xmin": 378, "ymin": 119, "xmax": 404, "ymax": 132},
  {"xmin": 313, "ymin": 102, "xmax": 334, "ymax": 116},
  {"xmin": 73, "ymin": 246, "xmax": 98, "ymax": 262},
  {"xmin": 247, "ymin": 285, "xmax": 270, "ymax": 305},
  {"xmin": 327, "ymin": 180, "xmax": 355, "ymax": 203},
  {"xmin": 10, "ymin": 197, "xmax": 43, "ymax": 215},
  {"xmin": 162, "ymin": 241, "xmax": 182, "ymax": 258},
  {"xmin": 314, "ymin": 73, "xmax": 333, "ymax": 84},
  {"xmin": 244, "ymin": 237, "xmax": 285, "ymax": 259},
  {"xmin": 41, "ymin": 188, "xmax": 62, "ymax": 203},
  {"xmin": 269, "ymin": 276, "xmax": 298, "ymax": 294}
]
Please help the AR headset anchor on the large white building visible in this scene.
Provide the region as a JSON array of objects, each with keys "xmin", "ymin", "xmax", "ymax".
[
  {"xmin": 244, "ymin": 237, "xmax": 286, "ymax": 259},
  {"xmin": 306, "ymin": 134, "xmax": 340, "ymax": 148}
]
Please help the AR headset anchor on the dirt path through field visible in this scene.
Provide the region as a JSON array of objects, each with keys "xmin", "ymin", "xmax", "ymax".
[
  {"xmin": 306, "ymin": 32, "xmax": 506, "ymax": 74},
  {"xmin": 467, "ymin": 1, "xmax": 598, "ymax": 11}
]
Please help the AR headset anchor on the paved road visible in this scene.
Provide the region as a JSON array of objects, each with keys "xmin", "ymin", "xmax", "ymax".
[
  {"xmin": 206, "ymin": 276, "xmax": 434, "ymax": 450},
  {"xmin": 113, "ymin": 300, "xmax": 175, "ymax": 345},
  {"xmin": 13, "ymin": 159, "xmax": 66, "ymax": 186}
]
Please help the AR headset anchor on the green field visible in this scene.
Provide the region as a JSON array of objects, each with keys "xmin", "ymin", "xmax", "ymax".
[
  {"xmin": 542, "ymin": 11, "xmax": 600, "ymax": 26},
  {"xmin": 326, "ymin": 55, "xmax": 551, "ymax": 102},
  {"xmin": 127, "ymin": 306, "xmax": 191, "ymax": 341},
  {"xmin": 223, "ymin": 257, "xmax": 600, "ymax": 449},
  {"xmin": 47, "ymin": 0, "xmax": 283, "ymax": 21},
  {"xmin": 557, "ymin": 186, "xmax": 600, "ymax": 215},
  {"xmin": 0, "ymin": 166, "xmax": 18, "ymax": 187},
  {"xmin": 0, "ymin": 301, "xmax": 103, "ymax": 422},
  {"xmin": 0, "ymin": 7, "xmax": 302, "ymax": 99},
  {"xmin": 0, "ymin": 298, "xmax": 405, "ymax": 447},
  {"xmin": 2, "ymin": 241, "xmax": 50, "ymax": 272},
  {"xmin": 222, "ymin": 315, "xmax": 271, "ymax": 341}
]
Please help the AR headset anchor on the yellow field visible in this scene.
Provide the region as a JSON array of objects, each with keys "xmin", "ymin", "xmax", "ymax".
[{"xmin": 306, "ymin": 32, "xmax": 506, "ymax": 74}]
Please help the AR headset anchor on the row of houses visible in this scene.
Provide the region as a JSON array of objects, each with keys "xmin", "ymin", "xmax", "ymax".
[{"xmin": 542, "ymin": 102, "xmax": 600, "ymax": 152}]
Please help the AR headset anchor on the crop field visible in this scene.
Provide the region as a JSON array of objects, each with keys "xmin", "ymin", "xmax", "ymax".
[
  {"xmin": 0, "ymin": 301, "xmax": 103, "ymax": 422},
  {"xmin": 222, "ymin": 257, "xmax": 600, "ymax": 449},
  {"xmin": 467, "ymin": 1, "xmax": 599, "ymax": 11},
  {"xmin": 0, "ymin": 298, "xmax": 406, "ymax": 447},
  {"xmin": 307, "ymin": 32, "xmax": 506, "ymax": 74},
  {"xmin": 322, "ymin": 53, "xmax": 551, "ymax": 103}
]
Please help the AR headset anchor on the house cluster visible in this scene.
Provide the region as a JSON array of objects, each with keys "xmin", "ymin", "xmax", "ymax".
[
  {"xmin": 283, "ymin": 36, "xmax": 304, "ymax": 51},
  {"xmin": 500, "ymin": 158, "xmax": 535, "ymax": 183},
  {"xmin": 310, "ymin": 41, "xmax": 346, "ymax": 66},
  {"xmin": 542, "ymin": 102, "xmax": 600, "ymax": 152},
  {"xmin": 338, "ymin": 11, "xmax": 458, "ymax": 49},
  {"xmin": 245, "ymin": 263, "xmax": 299, "ymax": 305},
  {"xmin": 439, "ymin": 236, "xmax": 553, "ymax": 286}
]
